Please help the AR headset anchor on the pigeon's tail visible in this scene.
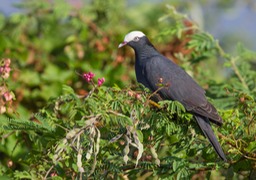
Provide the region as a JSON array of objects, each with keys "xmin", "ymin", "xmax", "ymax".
[{"xmin": 194, "ymin": 115, "xmax": 227, "ymax": 161}]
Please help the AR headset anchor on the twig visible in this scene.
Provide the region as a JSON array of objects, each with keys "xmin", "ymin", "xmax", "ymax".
[
  {"xmin": 218, "ymin": 133, "xmax": 256, "ymax": 161},
  {"xmin": 147, "ymin": 86, "xmax": 165, "ymax": 100},
  {"xmin": 148, "ymin": 100, "xmax": 161, "ymax": 109},
  {"xmin": 1, "ymin": 132, "xmax": 14, "ymax": 140},
  {"xmin": 230, "ymin": 57, "xmax": 249, "ymax": 90},
  {"xmin": 247, "ymin": 114, "xmax": 256, "ymax": 135},
  {"xmin": 44, "ymin": 164, "xmax": 54, "ymax": 180},
  {"xmin": 216, "ymin": 40, "xmax": 249, "ymax": 90},
  {"xmin": 108, "ymin": 110, "xmax": 129, "ymax": 118}
]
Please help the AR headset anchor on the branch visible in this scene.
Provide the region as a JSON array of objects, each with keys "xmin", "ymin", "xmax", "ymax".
[
  {"xmin": 230, "ymin": 58, "xmax": 249, "ymax": 90},
  {"xmin": 218, "ymin": 133, "xmax": 256, "ymax": 161},
  {"xmin": 215, "ymin": 40, "xmax": 249, "ymax": 90}
]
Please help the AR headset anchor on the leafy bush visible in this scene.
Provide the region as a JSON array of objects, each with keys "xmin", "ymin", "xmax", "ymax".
[{"xmin": 0, "ymin": 1, "xmax": 256, "ymax": 179}]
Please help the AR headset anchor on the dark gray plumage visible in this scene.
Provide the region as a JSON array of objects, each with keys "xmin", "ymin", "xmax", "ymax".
[{"xmin": 119, "ymin": 31, "xmax": 226, "ymax": 161}]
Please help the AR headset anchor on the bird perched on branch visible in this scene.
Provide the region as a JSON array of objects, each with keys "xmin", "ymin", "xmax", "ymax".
[{"xmin": 118, "ymin": 31, "xmax": 227, "ymax": 161}]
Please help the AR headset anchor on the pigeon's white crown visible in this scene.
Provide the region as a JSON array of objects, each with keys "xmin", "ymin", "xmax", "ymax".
[{"xmin": 123, "ymin": 31, "xmax": 145, "ymax": 42}]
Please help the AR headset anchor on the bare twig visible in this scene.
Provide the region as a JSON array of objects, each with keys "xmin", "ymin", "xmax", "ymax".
[
  {"xmin": 230, "ymin": 57, "xmax": 249, "ymax": 90},
  {"xmin": 216, "ymin": 40, "xmax": 249, "ymax": 90},
  {"xmin": 218, "ymin": 133, "xmax": 256, "ymax": 161},
  {"xmin": 44, "ymin": 164, "xmax": 54, "ymax": 180}
]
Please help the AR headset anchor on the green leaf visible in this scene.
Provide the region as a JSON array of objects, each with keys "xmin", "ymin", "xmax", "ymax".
[
  {"xmin": 245, "ymin": 141, "xmax": 256, "ymax": 153},
  {"xmin": 136, "ymin": 130, "xmax": 143, "ymax": 142},
  {"xmin": 62, "ymin": 85, "xmax": 75, "ymax": 94}
]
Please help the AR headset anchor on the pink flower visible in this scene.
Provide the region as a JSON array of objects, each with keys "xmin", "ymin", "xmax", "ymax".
[
  {"xmin": 4, "ymin": 66, "xmax": 11, "ymax": 73},
  {"xmin": 4, "ymin": 59, "xmax": 11, "ymax": 67},
  {"xmin": 83, "ymin": 72, "xmax": 95, "ymax": 82},
  {"xmin": 0, "ymin": 106, "xmax": 6, "ymax": 114},
  {"xmin": 3, "ymin": 92, "xmax": 13, "ymax": 101},
  {"xmin": 0, "ymin": 67, "xmax": 4, "ymax": 73},
  {"xmin": 135, "ymin": 94, "xmax": 141, "ymax": 100},
  {"xmin": 2, "ymin": 73, "xmax": 10, "ymax": 79},
  {"xmin": 97, "ymin": 77, "xmax": 105, "ymax": 87},
  {"xmin": 0, "ymin": 59, "xmax": 11, "ymax": 79}
]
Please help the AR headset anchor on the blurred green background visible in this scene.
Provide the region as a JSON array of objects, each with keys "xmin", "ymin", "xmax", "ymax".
[
  {"xmin": 0, "ymin": 0, "xmax": 255, "ymax": 116},
  {"xmin": 2, "ymin": 0, "xmax": 256, "ymax": 52},
  {"xmin": 0, "ymin": 0, "xmax": 256, "ymax": 179}
]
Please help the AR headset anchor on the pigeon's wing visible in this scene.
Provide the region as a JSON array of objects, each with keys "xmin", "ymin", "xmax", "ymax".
[
  {"xmin": 143, "ymin": 55, "xmax": 223, "ymax": 125},
  {"xmin": 188, "ymin": 99, "xmax": 223, "ymax": 126}
]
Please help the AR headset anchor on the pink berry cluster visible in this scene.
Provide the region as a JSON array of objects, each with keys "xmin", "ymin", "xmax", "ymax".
[
  {"xmin": 82, "ymin": 72, "xmax": 105, "ymax": 87},
  {"xmin": 127, "ymin": 90, "xmax": 141, "ymax": 100},
  {"xmin": 83, "ymin": 72, "xmax": 95, "ymax": 82},
  {"xmin": 97, "ymin": 77, "xmax": 105, "ymax": 87},
  {"xmin": 0, "ymin": 58, "xmax": 14, "ymax": 114}
]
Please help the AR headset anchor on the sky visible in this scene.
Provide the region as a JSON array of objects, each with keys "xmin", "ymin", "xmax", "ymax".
[{"xmin": 0, "ymin": 0, "xmax": 21, "ymax": 15}]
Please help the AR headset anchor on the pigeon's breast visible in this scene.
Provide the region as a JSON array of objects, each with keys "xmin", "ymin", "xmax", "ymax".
[{"xmin": 135, "ymin": 58, "xmax": 151, "ymax": 89}]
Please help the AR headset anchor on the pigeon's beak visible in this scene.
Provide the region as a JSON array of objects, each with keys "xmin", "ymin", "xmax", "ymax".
[{"xmin": 118, "ymin": 41, "xmax": 127, "ymax": 48}]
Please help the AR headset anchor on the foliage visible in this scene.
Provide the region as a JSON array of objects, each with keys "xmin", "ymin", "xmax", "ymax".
[{"xmin": 0, "ymin": 0, "xmax": 256, "ymax": 179}]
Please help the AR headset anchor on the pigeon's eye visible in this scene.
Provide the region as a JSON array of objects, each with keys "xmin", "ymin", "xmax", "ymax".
[{"xmin": 133, "ymin": 36, "xmax": 140, "ymax": 42}]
